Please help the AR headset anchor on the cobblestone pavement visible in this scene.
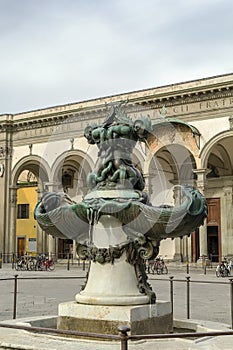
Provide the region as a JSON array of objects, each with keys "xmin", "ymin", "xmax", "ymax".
[{"xmin": 0, "ymin": 262, "xmax": 232, "ymax": 326}]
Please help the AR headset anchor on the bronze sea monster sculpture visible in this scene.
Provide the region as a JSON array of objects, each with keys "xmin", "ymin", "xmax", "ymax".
[{"xmin": 34, "ymin": 102, "xmax": 207, "ymax": 305}]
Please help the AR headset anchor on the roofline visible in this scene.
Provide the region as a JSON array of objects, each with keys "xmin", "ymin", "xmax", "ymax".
[{"xmin": 2, "ymin": 71, "xmax": 233, "ymax": 118}]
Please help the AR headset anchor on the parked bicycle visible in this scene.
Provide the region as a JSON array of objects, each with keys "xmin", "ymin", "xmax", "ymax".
[
  {"xmin": 35, "ymin": 254, "xmax": 55, "ymax": 271},
  {"xmin": 152, "ymin": 256, "xmax": 168, "ymax": 275},
  {"xmin": 15, "ymin": 255, "xmax": 36, "ymax": 271},
  {"xmin": 15, "ymin": 254, "xmax": 55, "ymax": 271},
  {"xmin": 216, "ymin": 257, "xmax": 231, "ymax": 277}
]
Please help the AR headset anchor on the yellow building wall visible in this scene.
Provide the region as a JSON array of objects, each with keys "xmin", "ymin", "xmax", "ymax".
[{"xmin": 16, "ymin": 186, "xmax": 38, "ymax": 255}]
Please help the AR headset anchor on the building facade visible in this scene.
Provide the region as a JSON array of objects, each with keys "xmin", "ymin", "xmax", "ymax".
[
  {"xmin": 1, "ymin": 73, "xmax": 233, "ymax": 262},
  {"xmin": 16, "ymin": 185, "xmax": 38, "ymax": 256}
]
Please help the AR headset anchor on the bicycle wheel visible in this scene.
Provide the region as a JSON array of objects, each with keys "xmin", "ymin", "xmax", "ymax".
[
  {"xmin": 35, "ymin": 261, "xmax": 44, "ymax": 271},
  {"xmin": 27, "ymin": 260, "xmax": 36, "ymax": 271},
  {"xmin": 216, "ymin": 270, "xmax": 220, "ymax": 277},
  {"xmin": 223, "ymin": 268, "xmax": 229, "ymax": 277},
  {"xmin": 15, "ymin": 260, "xmax": 22, "ymax": 271},
  {"xmin": 18, "ymin": 260, "xmax": 27, "ymax": 271},
  {"xmin": 48, "ymin": 261, "xmax": 55, "ymax": 271},
  {"xmin": 163, "ymin": 266, "xmax": 168, "ymax": 274}
]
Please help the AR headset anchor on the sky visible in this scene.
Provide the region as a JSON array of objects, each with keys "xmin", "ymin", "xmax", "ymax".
[{"xmin": 1, "ymin": 0, "xmax": 233, "ymax": 114}]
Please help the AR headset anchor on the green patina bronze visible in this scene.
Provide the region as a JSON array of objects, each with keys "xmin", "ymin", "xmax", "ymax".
[{"xmin": 34, "ymin": 102, "xmax": 207, "ymax": 303}]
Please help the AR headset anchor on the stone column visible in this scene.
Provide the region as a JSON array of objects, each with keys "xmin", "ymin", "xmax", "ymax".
[
  {"xmin": 193, "ymin": 169, "xmax": 208, "ymax": 262},
  {"xmin": 42, "ymin": 182, "xmax": 60, "ymax": 255},
  {"xmin": 36, "ymin": 187, "xmax": 44, "ymax": 254},
  {"xmin": 3, "ymin": 144, "xmax": 13, "ymax": 262},
  {"xmin": 143, "ymin": 173, "xmax": 150, "ymax": 194},
  {"xmin": 47, "ymin": 235, "xmax": 55, "ymax": 258},
  {"xmin": 173, "ymin": 237, "xmax": 183, "ymax": 262},
  {"xmin": 222, "ymin": 186, "xmax": 233, "ymax": 257},
  {"xmin": 8, "ymin": 186, "xmax": 17, "ymax": 259},
  {"xmin": 172, "ymin": 185, "xmax": 184, "ymax": 261},
  {"xmin": 199, "ymin": 225, "xmax": 208, "ymax": 257}
]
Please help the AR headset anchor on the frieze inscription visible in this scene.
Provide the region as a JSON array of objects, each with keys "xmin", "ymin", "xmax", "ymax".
[
  {"xmin": 13, "ymin": 95, "xmax": 233, "ymax": 142},
  {"xmin": 170, "ymin": 96, "xmax": 233, "ymax": 115},
  {"xmin": 14, "ymin": 118, "xmax": 101, "ymax": 142}
]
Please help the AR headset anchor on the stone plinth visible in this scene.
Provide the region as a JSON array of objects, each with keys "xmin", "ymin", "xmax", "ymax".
[{"xmin": 58, "ymin": 301, "xmax": 172, "ymax": 335}]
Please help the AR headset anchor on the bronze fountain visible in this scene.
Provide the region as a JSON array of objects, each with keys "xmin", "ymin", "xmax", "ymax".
[{"xmin": 34, "ymin": 102, "xmax": 207, "ymax": 333}]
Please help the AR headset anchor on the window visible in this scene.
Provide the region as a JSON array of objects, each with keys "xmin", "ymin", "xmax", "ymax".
[{"xmin": 17, "ymin": 204, "xmax": 29, "ymax": 219}]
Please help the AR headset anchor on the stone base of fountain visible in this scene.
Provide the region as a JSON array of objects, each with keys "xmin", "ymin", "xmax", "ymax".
[
  {"xmin": 1, "ymin": 315, "xmax": 232, "ymax": 349},
  {"xmin": 57, "ymin": 300, "xmax": 172, "ymax": 335}
]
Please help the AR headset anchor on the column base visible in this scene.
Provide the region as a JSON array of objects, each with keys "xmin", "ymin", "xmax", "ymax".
[
  {"xmin": 173, "ymin": 253, "xmax": 183, "ymax": 262},
  {"xmin": 196, "ymin": 255, "xmax": 208, "ymax": 267}
]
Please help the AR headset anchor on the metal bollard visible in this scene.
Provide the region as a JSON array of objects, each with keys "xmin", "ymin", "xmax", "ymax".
[
  {"xmin": 12, "ymin": 253, "xmax": 15, "ymax": 269},
  {"xmin": 0, "ymin": 252, "xmax": 2, "ymax": 269},
  {"xmin": 186, "ymin": 260, "xmax": 189, "ymax": 274},
  {"xmin": 203, "ymin": 261, "xmax": 206, "ymax": 275},
  {"xmin": 13, "ymin": 274, "xmax": 18, "ymax": 319},
  {"xmin": 186, "ymin": 276, "xmax": 190, "ymax": 319},
  {"xmin": 229, "ymin": 278, "xmax": 233, "ymax": 329},
  {"xmin": 202, "ymin": 255, "xmax": 206, "ymax": 274},
  {"xmin": 118, "ymin": 325, "xmax": 130, "ymax": 350},
  {"xmin": 169, "ymin": 276, "xmax": 174, "ymax": 315},
  {"xmin": 67, "ymin": 259, "xmax": 70, "ymax": 271}
]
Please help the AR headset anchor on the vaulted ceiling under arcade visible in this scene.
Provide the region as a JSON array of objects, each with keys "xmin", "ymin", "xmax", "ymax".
[{"xmin": 207, "ymin": 136, "xmax": 233, "ymax": 177}]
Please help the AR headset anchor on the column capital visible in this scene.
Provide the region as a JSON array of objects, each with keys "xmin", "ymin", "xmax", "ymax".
[
  {"xmin": 44, "ymin": 182, "xmax": 61, "ymax": 192},
  {"xmin": 193, "ymin": 168, "xmax": 208, "ymax": 193},
  {"xmin": 223, "ymin": 186, "xmax": 233, "ymax": 196}
]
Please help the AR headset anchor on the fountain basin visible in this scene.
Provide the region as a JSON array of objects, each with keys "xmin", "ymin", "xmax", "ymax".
[{"xmin": 0, "ymin": 316, "xmax": 232, "ymax": 350}]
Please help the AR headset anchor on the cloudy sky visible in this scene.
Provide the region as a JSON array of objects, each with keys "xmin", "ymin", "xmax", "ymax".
[{"xmin": 1, "ymin": 0, "xmax": 233, "ymax": 114}]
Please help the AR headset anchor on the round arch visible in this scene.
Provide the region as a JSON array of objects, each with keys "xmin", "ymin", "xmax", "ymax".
[
  {"xmin": 200, "ymin": 129, "xmax": 233, "ymax": 169},
  {"xmin": 11, "ymin": 155, "xmax": 50, "ymax": 186},
  {"xmin": 147, "ymin": 143, "xmax": 197, "ymax": 206},
  {"xmin": 51, "ymin": 149, "xmax": 94, "ymax": 182},
  {"xmin": 144, "ymin": 142, "xmax": 197, "ymax": 176},
  {"xmin": 50, "ymin": 150, "xmax": 94, "ymax": 199}
]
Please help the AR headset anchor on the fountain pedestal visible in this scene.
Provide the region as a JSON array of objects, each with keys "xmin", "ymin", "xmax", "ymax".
[
  {"xmin": 76, "ymin": 214, "xmax": 149, "ymax": 305},
  {"xmin": 57, "ymin": 213, "xmax": 172, "ymax": 335}
]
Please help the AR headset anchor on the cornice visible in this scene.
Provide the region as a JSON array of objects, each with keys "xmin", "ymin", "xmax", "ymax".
[
  {"xmin": 129, "ymin": 86, "xmax": 233, "ymax": 112},
  {"xmin": 0, "ymin": 119, "xmax": 14, "ymax": 132},
  {"xmin": 9, "ymin": 88, "xmax": 233, "ymax": 132},
  {"xmin": 3, "ymin": 74, "xmax": 233, "ymax": 132}
]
